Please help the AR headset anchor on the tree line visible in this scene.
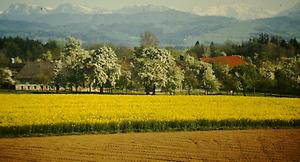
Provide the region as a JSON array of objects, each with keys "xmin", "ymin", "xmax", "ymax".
[
  {"xmin": 0, "ymin": 33, "xmax": 299, "ymax": 96},
  {"xmin": 52, "ymin": 37, "xmax": 184, "ymax": 95}
]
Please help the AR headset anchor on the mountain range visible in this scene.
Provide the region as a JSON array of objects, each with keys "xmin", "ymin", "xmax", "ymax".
[{"xmin": 0, "ymin": 3, "xmax": 299, "ymax": 47}]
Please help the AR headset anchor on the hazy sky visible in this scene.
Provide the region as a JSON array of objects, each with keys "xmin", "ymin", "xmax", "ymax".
[{"xmin": 0, "ymin": 0, "xmax": 298, "ymax": 12}]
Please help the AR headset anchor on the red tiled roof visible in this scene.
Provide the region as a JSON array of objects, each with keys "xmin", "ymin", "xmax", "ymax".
[{"xmin": 200, "ymin": 56, "xmax": 247, "ymax": 67}]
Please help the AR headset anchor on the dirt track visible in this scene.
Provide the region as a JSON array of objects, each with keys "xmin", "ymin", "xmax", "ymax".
[{"xmin": 0, "ymin": 129, "xmax": 299, "ymax": 161}]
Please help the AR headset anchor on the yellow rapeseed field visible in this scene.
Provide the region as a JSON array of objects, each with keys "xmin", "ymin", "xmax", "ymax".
[
  {"xmin": 0, "ymin": 94, "xmax": 299, "ymax": 136},
  {"xmin": 1, "ymin": 94, "xmax": 299, "ymax": 125}
]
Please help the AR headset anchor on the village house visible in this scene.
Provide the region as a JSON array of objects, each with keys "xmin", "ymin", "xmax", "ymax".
[
  {"xmin": 14, "ymin": 61, "xmax": 55, "ymax": 91},
  {"xmin": 15, "ymin": 84, "xmax": 53, "ymax": 91}
]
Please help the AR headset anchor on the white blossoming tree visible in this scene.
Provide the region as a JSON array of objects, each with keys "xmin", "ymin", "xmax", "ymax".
[
  {"xmin": 86, "ymin": 46, "xmax": 121, "ymax": 93},
  {"xmin": 134, "ymin": 47, "xmax": 183, "ymax": 95},
  {"xmin": 199, "ymin": 61, "xmax": 220, "ymax": 94},
  {"xmin": 183, "ymin": 55, "xmax": 220, "ymax": 94},
  {"xmin": 52, "ymin": 37, "xmax": 88, "ymax": 92},
  {"xmin": 0, "ymin": 68, "xmax": 15, "ymax": 89},
  {"xmin": 63, "ymin": 37, "xmax": 89, "ymax": 92}
]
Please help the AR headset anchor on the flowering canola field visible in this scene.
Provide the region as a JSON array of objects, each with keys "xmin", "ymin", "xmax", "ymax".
[{"xmin": 0, "ymin": 94, "xmax": 299, "ymax": 136}]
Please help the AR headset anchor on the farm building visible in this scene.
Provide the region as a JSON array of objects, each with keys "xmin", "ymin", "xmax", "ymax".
[
  {"xmin": 14, "ymin": 61, "xmax": 54, "ymax": 90},
  {"xmin": 15, "ymin": 84, "xmax": 54, "ymax": 91},
  {"xmin": 200, "ymin": 56, "xmax": 247, "ymax": 68}
]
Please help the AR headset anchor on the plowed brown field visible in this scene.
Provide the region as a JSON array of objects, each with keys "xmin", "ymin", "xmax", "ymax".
[{"xmin": 0, "ymin": 129, "xmax": 299, "ymax": 162}]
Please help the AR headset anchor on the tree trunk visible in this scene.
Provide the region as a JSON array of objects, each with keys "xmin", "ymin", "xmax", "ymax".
[
  {"xmin": 152, "ymin": 84, "xmax": 156, "ymax": 95},
  {"xmin": 100, "ymin": 86, "xmax": 104, "ymax": 94},
  {"xmin": 145, "ymin": 85, "xmax": 151, "ymax": 95},
  {"xmin": 56, "ymin": 85, "xmax": 59, "ymax": 93},
  {"xmin": 82, "ymin": 81, "xmax": 85, "ymax": 91},
  {"xmin": 242, "ymin": 88, "xmax": 246, "ymax": 96},
  {"xmin": 253, "ymin": 87, "xmax": 256, "ymax": 96},
  {"xmin": 89, "ymin": 83, "xmax": 92, "ymax": 92}
]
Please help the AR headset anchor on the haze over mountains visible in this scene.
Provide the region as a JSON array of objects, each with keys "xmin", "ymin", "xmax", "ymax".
[
  {"xmin": 0, "ymin": 3, "xmax": 299, "ymax": 47},
  {"xmin": 192, "ymin": 4, "xmax": 277, "ymax": 20}
]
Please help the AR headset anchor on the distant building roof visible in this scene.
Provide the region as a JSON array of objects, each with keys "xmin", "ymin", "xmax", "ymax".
[
  {"xmin": 200, "ymin": 56, "xmax": 247, "ymax": 67},
  {"xmin": 15, "ymin": 61, "xmax": 54, "ymax": 83}
]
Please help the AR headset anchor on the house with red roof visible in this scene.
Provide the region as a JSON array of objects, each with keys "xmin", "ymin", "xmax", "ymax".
[{"xmin": 200, "ymin": 56, "xmax": 247, "ymax": 68}]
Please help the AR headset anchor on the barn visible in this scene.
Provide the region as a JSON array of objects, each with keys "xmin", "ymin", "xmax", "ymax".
[{"xmin": 14, "ymin": 61, "xmax": 54, "ymax": 91}]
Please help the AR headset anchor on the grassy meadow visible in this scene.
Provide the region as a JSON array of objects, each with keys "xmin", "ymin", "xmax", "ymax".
[{"xmin": 0, "ymin": 94, "xmax": 299, "ymax": 137}]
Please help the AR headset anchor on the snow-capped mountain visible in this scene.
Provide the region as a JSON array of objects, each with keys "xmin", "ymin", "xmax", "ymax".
[
  {"xmin": 0, "ymin": 3, "xmax": 175, "ymax": 25},
  {"xmin": 3, "ymin": 3, "xmax": 49, "ymax": 16},
  {"xmin": 277, "ymin": 2, "xmax": 300, "ymax": 17},
  {"xmin": 193, "ymin": 4, "xmax": 276, "ymax": 20},
  {"xmin": 1, "ymin": 3, "xmax": 109, "ymax": 17},
  {"xmin": 0, "ymin": 3, "xmax": 111, "ymax": 24},
  {"xmin": 50, "ymin": 3, "xmax": 94, "ymax": 15},
  {"xmin": 116, "ymin": 5, "xmax": 170, "ymax": 14},
  {"xmin": 0, "ymin": 3, "xmax": 299, "ymax": 46}
]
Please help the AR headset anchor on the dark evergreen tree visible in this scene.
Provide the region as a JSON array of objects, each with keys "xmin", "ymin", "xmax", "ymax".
[{"xmin": 210, "ymin": 41, "xmax": 217, "ymax": 57}]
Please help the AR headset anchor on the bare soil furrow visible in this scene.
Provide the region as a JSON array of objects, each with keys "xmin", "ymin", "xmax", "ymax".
[{"xmin": 0, "ymin": 129, "xmax": 299, "ymax": 162}]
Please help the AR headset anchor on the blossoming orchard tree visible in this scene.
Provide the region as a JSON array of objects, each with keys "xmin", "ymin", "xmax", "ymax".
[
  {"xmin": 53, "ymin": 37, "xmax": 88, "ymax": 92},
  {"xmin": 53, "ymin": 37, "xmax": 121, "ymax": 93},
  {"xmin": 134, "ymin": 47, "xmax": 183, "ymax": 95},
  {"xmin": 86, "ymin": 47, "xmax": 121, "ymax": 93},
  {"xmin": 0, "ymin": 68, "xmax": 15, "ymax": 89},
  {"xmin": 62, "ymin": 37, "xmax": 89, "ymax": 92}
]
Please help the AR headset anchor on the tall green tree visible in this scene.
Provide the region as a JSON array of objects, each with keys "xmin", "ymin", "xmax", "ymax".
[
  {"xmin": 0, "ymin": 52, "xmax": 10, "ymax": 67},
  {"xmin": 140, "ymin": 32, "xmax": 160, "ymax": 47},
  {"xmin": 182, "ymin": 55, "xmax": 199, "ymax": 95},
  {"xmin": 213, "ymin": 63, "xmax": 240, "ymax": 94},
  {"xmin": 257, "ymin": 61, "xmax": 276, "ymax": 95},
  {"xmin": 52, "ymin": 60, "xmax": 66, "ymax": 92},
  {"xmin": 210, "ymin": 41, "xmax": 217, "ymax": 57},
  {"xmin": 117, "ymin": 70, "xmax": 135, "ymax": 94},
  {"xmin": 230, "ymin": 64, "xmax": 258, "ymax": 96},
  {"xmin": 198, "ymin": 62, "xmax": 220, "ymax": 94},
  {"xmin": 275, "ymin": 57, "xmax": 300, "ymax": 95},
  {"xmin": 189, "ymin": 41, "xmax": 205, "ymax": 58},
  {"xmin": 164, "ymin": 60, "xmax": 184, "ymax": 95},
  {"xmin": 44, "ymin": 40, "xmax": 64, "ymax": 60},
  {"xmin": 42, "ymin": 51, "xmax": 53, "ymax": 62},
  {"xmin": 182, "ymin": 55, "xmax": 219, "ymax": 95}
]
